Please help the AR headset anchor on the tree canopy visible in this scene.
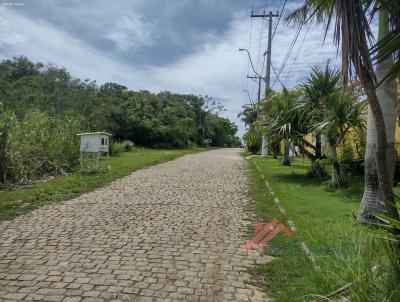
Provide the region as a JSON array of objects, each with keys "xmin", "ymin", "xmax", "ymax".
[{"xmin": 0, "ymin": 57, "xmax": 240, "ymax": 149}]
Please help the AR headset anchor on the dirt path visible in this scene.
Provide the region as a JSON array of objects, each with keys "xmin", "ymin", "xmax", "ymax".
[{"xmin": 0, "ymin": 149, "xmax": 268, "ymax": 302}]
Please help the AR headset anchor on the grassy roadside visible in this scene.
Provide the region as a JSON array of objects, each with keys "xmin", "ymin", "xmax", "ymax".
[
  {"xmin": 0, "ymin": 148, "xmax": 206, "ymax": 221},
  {"xmin": 246, "ymin": 155, "xmax": 400, "ymax": 302}
]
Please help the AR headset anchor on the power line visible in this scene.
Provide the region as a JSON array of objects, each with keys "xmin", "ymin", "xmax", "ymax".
[
  {"xmin": 272, "ymin": 0, "xmax": 287, "ymax": 40},
  {"xmin": 271, "ymin": 63, "xmax": 285, "ymax": 88},
  {"xmin": 247, "ymin": 0, "xmax": 255, "ymax": 100},
  {"xmin": 252, "ymin": 11, "xmax": 279, "ymax": 95},
  {"xmin": 279, "ymin": 21, "xmax": 311, "ymax": 85},
  {"xmin": 263, "ymin": 0, "xmax": 269, "ymax": 11},
  {"xmin": 251, "ymin": 10, "xmax": 279, "ymax": 158},
  {"xmin": 272, "ymin": 21, "xmax": 304, "ymax": 87},
  {"xmin": 254, "ymin": 0, "xmax": 270, "ymax": 76},
  {"xmin": 255, "ymin": 18, "xmax": 265, "ymax": 76}
]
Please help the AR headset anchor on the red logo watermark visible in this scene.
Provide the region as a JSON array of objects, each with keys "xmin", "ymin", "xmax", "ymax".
[{"xmin": 242, "ymin": 219, "xmax": 293, "ymax": 250}]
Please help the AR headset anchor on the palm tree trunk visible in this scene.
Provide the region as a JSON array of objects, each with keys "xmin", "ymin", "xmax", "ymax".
[
  {"xmin": 358, "ymin": 8, "xmax": 398, "ymax": 223},
  {"xmin": 272, "ymin": 142, "xmax": 279, "ymax": 159},
  {"xmin": 315, "ymin": 133, "xmax": 322, "ymax": 159},
  {"xmin": 362, "ymin": 75, "xmax": 398, "ymax": 220},
  {"xmin": 330, "ymin": 143, "xmax": 344, "ymax": 187},
  {"xmin": 282, "ymin": 139, "xmax": 291, "ymax": 166}
]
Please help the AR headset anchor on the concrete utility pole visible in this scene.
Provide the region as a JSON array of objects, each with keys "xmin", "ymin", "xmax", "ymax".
[{"xmin": 251, "ymin": 10, "xmax": 278, "ymax": 157}]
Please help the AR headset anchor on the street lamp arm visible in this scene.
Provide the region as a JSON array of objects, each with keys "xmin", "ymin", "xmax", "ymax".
[
  {"xmin": 242, "ymin": 89, "xmax": 255, "ymax": 107},
  {"xmin": 238, "ymin": 48, "xmax": 263, "ymax": 79}
]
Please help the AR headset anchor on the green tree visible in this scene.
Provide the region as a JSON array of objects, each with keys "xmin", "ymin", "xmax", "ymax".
[
  {"xmin": 318, "ymin": 94, "xmax": 366, "ymax": 187},
  {"xmin": 262, "ymin": 89, "xmax": 310, "ymax": 166},
  {"xmin": 301, "ymin": 65, "xmax": 342, "ymax": 160},
  {"xmin": 287, "ymin": 0, "xmax": 399, "ymax": 229},
  {"xmin": 237, "ymin": 103, "xmax": 258, "ymax": 128}
]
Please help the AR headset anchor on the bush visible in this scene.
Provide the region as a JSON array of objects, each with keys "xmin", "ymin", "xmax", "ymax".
[
  {"xmin": 121, "ymin": 140, "xmax": 134, "ymax": 152},
  {"xmin": 109, "ymin": 140, "xmax": 134, "ymax": 155},
  {"xmin": 341, "ymin": 159, "xmax": 364, "ymax": 176},
  {"xmin": 1, "ymin": 111, "xmax": 86, "ymax": 184},
  {"xmin": 244, "ymin": 127, "xmax": 261, "ymax": 155},
  {"xmin": 339, "ymin": 145, "xmax": 363, "ymax": 176},
  {"xmin": 307, "ymin": 159, "xmax": 328, "ymax": 178}
]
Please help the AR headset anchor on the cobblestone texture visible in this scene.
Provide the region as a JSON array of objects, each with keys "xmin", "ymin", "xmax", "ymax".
[{"xmin": 0, "ymin": 149, "xmax": 270, "ymax": 301}]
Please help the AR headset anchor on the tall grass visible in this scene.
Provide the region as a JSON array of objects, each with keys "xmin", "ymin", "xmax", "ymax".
[
  {"xmin": 310, "ymin": 234, "xmax": 400, "ymax": 302},
  {"xmin": 0, "ymin": 111, "xmax": 86, "ymax": 184}
]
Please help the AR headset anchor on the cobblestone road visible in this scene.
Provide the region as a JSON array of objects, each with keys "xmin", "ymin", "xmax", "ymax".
[{"xmin": 0, "ymin": 149, "xmax": 269, "ymax": 302}]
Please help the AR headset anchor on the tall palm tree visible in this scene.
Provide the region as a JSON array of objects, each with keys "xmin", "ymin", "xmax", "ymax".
[
  {"xmin": 371, "ymin": 0, "xmax": 400, "ymax": 82},
  {"xmin": 359, "ymin": 7, "xmax": 398, "ymax": 223},
  {"xmin": 286, "ymin": 0, "xmax": 399, "ymax": 222}
]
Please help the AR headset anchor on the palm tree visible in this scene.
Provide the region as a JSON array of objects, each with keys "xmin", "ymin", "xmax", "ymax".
[
  {"xmin": 286, "ymin": 0, "xmax": 399, "ymax": 225},
  {"xmin": 371, "ymin": 0, "xmax": 400, "ymax": 82},
  {"xmin": 359, "ymin": 7, "xmax": 398, "ymax": 223},
  {"xmin": 237, "ymin": 104, "xmax": 257, "ymax": 128},
  {"xmin": 301, "ymin": 64, "xmax": 342, "ymax": 160},
  {"xmin": 262, "ymin": 89, "xmax": 311, "ymax": 166},
  {"xmin": 318, "ymin": 94, "xmax": 366, "ymax": 187}
]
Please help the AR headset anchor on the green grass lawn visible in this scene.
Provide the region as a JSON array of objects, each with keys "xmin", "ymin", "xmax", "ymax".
[
  {"xmin": 247, "ymin": 155, "xmax": 400, "ymax": 302},
  {"xmin": 0, "ymin": 148, "xmax": 205, "ymax": 221}
]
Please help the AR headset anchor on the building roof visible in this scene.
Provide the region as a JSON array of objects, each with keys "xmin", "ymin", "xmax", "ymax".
[{"xmin": 77, "ymin": 132, "xmax": 111, "ymax": 136}]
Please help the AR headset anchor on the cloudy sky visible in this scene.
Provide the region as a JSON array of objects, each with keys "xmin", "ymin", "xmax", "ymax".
[{"xmin": 0, "ymin": 0, "xmax": 341, "ymax": 136}]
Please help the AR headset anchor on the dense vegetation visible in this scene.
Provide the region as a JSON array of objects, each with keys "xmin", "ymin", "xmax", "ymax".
[
  {"xmin": 241, "ymin": 0, "xmax": 400, "ymax": 300},
  {"xmin": 249, "ymin": 156, "xmax": 400, "ymax": 302},
  {"xmin": 0, "ymin": 57, "xmax": 240, "ymax": 184}
]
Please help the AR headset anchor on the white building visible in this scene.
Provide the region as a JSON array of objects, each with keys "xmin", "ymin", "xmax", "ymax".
[
  {"xmin": 78, "ymin": 132, "xmax": 110, "ymax": 153},
  {"xmin": 77, "ymin": 132, "xmax": 111, "ymax": 172}
]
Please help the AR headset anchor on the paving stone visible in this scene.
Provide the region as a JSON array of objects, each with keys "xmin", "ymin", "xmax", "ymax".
[
  {"xmin": 0, "ymin": 149, "xmax": 269, "ymax": 301},
  {"xmin": 62, "ymin": 298, "xmax": 82, "ymax": 302},
  {"xmin": 1, "ymin": 293, "xmax": 27, "ymax": 300},
  {"xmin": 42, "ymin": 295, "xmax": 64, "ymax": 302}
]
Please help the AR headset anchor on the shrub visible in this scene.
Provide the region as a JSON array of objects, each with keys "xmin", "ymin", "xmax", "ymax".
[
  {"xmin": 244, "ymin": 127, "xmax": 261, "ymax": 155},
  {"xmin": 109, "ymin": 140, "xmax": 134, "ymax": 155},
  {"xmin": 307, "ymin": 159, "xmax": 328, "ymax": 178},
  {"xmin": 338, "ymin": 143, "xmax": 363, "ymax": 176},
  {"xmin": 121, "ymin": 140, "xmax": 134, "ymax": 152},
  {"xmin": 109, "ymin": 141, "xmax": 124, "ymax": 155},
  {"xmin": 311, "ymin": 234, "xmax": 400, "ymax": 302},
  {"xmin": 1, "ymin": 111, "xmax": 86, "ymax": 184}
]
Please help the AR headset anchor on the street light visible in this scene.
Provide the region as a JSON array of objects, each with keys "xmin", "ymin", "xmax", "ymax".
[{"xmin": 238, "ymin": 48, "xmax": 263, "ymax": 79}]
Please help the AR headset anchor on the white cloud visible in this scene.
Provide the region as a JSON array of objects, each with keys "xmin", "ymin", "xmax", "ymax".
[
  {"xmin": 0, "ymin": 6, "xmax": 343, "ymax": 137},
  {"xmin": 104, "ymin": 14, "xmax": 155, "ymax": 52},
  {"xmin": 0, "ymin": 7, "xmax": 144, "ymax": 85}
]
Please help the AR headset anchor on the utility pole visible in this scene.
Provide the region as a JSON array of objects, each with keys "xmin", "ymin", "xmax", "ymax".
[{"xmin": 251, "ymin": 10, "xmax": 278, "ymax": 157}]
